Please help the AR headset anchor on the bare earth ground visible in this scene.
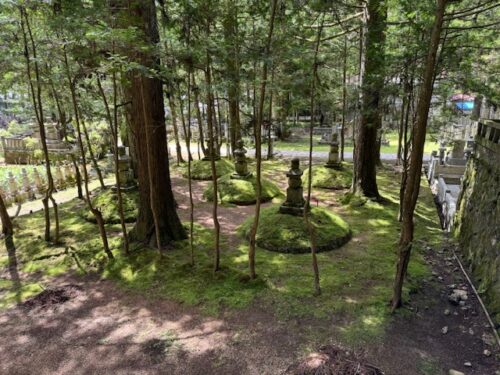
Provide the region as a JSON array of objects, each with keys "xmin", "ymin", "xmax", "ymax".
[{"xmin": 0, "ymin": 164, "xmax": 499, "ymax": 375}]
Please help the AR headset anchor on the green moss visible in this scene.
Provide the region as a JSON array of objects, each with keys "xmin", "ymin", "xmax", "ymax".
[
  {"xmin": 182, "ymin": 159, "xmax": 234, "ymax": 180},
  {"xmin": 203, "ymin": 174, "xmax": 281, "ymax": 205},
  {"xmin": 238, "ymin": 206, "xmax": 351, "ymax": 253},
  {"xmin": 80, "ymin": 188, "xmax": 138, "ymax": 224},
  {"xmin": 303, "ymin": 165, "xmax": 352, "ymax": 190}
]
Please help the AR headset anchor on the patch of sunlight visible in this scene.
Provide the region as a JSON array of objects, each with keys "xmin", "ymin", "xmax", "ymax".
[
  {"xmin": 345, "ymin": 297, "xmax": 358, "ymax": 304},
  {"xmin": 362, "ymin": 314, "xmax": 383, "ymax": 327},
  {"xmin": 367, "ymin": 218, "xmax": 391, "ymax": 227}
]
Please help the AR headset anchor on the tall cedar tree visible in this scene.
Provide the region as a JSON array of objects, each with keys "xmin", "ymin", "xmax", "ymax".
[
  {"xmin": 352, "ymin": 0, "xmax": 387, "ymax": 198},
  {"xmin": 122, "ymin": 0, "xmax": 186, "ymax": 246},
  {"xmin": 391, "ymin": 0, "xmax": 448, "ymax": 311}
]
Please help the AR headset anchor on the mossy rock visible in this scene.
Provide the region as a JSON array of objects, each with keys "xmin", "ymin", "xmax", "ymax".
[
  {"xmin": 80, "ymin": 188, "xmax": 138, "ymax": 224},
  {"xmin": 182, "ymin": 159, "xmax": 234, "ymax": 180},
  {"xmin": 238, "ymin": 206, "xmax": 351, "ymax": 253},
  {"xmin": 303, "ymin": 165, "xmax": 352, "ymax": 190},
  {"xmin": 203, "ymin": 174, "xmax": 281, "ymax": 205}
]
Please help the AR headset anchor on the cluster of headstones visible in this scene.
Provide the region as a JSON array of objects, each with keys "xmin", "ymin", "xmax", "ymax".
[
  {"xmin": 0, "ymin": 161, "xmax": 92, "ymax": 208},
  {"xmin": 231, "ymin": 130, "xmax": 342, "ymax": 216}
]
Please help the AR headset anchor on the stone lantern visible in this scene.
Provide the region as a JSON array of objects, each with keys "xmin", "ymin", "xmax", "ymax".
[
  {"xmin": 279, "ymin": 158, "xmax": 306, "ymax": 215},
  {"xmin": 325, "ymin": 132, "xmax": 341, "ymax": 169},
  {"xmin": 231, "ymin": 139, "xmax": 252, "ymax": 180}
]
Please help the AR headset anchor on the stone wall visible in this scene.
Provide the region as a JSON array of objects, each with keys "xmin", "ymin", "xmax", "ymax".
[{"xmin": 454, "ymin": 119, "xmax": 500, "ymax": 325}]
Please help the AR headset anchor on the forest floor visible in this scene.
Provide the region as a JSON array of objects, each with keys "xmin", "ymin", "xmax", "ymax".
[{"xmin": 0, "ymin": 159, "xmax": 498, "ymax": 375}]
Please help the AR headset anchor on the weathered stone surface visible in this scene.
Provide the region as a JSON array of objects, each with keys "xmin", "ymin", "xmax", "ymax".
[
  {"xmin": 279, "ymin": 158, "xmax": 305, "ymax": 216},
  {"xmin": 454, "ymin": 119, "xmax": 500, "ymax": 326}
]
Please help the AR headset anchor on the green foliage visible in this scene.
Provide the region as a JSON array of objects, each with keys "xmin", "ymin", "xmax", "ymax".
[
  {"xmin": 80, "ymin": 188, "xmax": 139, "ymax": 224},
  {"xmin": 203, "ymin": 174, "xmax": 281, "ymax": 205},
  {"xmin": 303, "ymin": 165, "xmax": 352, "ymax": 190},
  {"xmin": 238, "ymin": 206, "xmax": 351, "ymax": 253},
  {"xmin": 182, "ymin": 159, "xmax": 234, "ymax": 180}
]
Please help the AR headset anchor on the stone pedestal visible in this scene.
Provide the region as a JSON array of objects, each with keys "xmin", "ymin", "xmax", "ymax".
[
  {"xmin": 279, "ymin": 158, "xmax": 306, "ymax": 216},
  {"xmin": 438, "ymin": 142, "xmax": 446, "ymax": 166},
  {"xmin": 55, "ymin": 162, "xmax": 66, "ymax": 189},
  {"xmin": 33, "ymin": 168, "xmax": 45, "ymax": 194},
  {"xmin": 325, "ymin": 133, "xmax": 341, "ymax": 169},
  {"xmin": 20, "ymin": 168, "xmax": 35, "ymax": 200},
  {"xmin": 113, "ymin": 146, "xmax": 136, "ymax": 191},
  {"xmin": 231, "ymin": 140, "xmax": 252, "ymax": 180}
]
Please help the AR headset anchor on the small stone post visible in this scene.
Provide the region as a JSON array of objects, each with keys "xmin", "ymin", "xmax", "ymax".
[
  {"xmin": 55, "ymin": 162, "xmax": 65, "ymax": 189},
  {"xmin": 279, "ymin": 158, "xmax": 306, "ymax": 216},
  {"xmin": 325, "ymin": 132, "xmax": 341, "ymax": 169},
  {"xmin": 20, "ymin": 168, "xmax": 35, "ymax": 200},
  {"xmin": 231, "ymin": 139, "xmax": 251, "ymax": 180},
  {"xmin": 113, "ymin": 146, "xmax": 136, "ymax": 191},
  {"xmin": 33, "ymin": 168, "xmax": 45, "ymax": 194},
  {"xmin": 438, "ymin": 142, "xmax": 446, "ymax": 166}
]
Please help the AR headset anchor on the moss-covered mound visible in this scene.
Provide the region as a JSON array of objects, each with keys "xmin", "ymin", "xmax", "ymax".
[
  {"xmin": 203, "ymin": 174, "xmax": 281, "ymax": 205},
  {"xmin": 182, "ymin": 159, "xmax": 234, "ymax": 180},
  {"xmin": 81, "ymin": 188, "xmax": 138, "ymax": 224},
  {"xmin": 303, "ymin": 165, "xmax": 352, "ymax": 190},
  {"xmin": 238, "ymin": 206, "xmax": 351, "ymax": 253}
]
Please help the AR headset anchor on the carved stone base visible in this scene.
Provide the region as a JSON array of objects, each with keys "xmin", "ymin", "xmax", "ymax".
[
  {"xmin": 278, "ymin": 204, "xmax": 305, "ymax": 216},
  {"xmin": 324, "ymin": 162, "xmax": 342, "ymax": 170},
  {"xmin": 230, "ymin": 172, "xmax": 253, "ymax": 180},
  {"xmin": 202, "ymin": 155, "xmax": 221, "ymax": 161}
]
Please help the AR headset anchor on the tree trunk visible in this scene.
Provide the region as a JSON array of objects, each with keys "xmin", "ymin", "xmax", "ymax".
[
  {"xmin": 96, "ymin": 74, "xmax": 130, "ymax": 255},
  {"xmin": 0, "ymin": 192, "xmax": 13, "ymax": 237},
  {"xmin": 391, "ymin": 0, "xmax": 447, "ymax": 311},
  {"xmin": 352, "ymin": 0, "xmax": 386, "ymax": 199},
  {"xmin": 166, "ymin": 90, "xmax": 185, "ymax": 164},
  {"xmin": 124, "ymin": 0, "xmax": 186, "ymax": 246},
  {"xmin": 248, "ymin": 0, "xmax": 278, "ymax": 279},
  {"xmin": 20, "ymin": 7, "xmax": 59, "ymax": 243},
  {"xmin": 192, "ymin": 73, "xmax": 208, "ymax": 157},
  {"xmin": 80, "ymin": 116, "xmax": 106, "ymax": 189},
  {"xmin": 305, "ymin": 16, "xmax": 324, "ymax": 296},
  {"xmin": 178, "ymin": 91, "xmax": 193, "ymax": 162},
  {"xmin": 223, "ymin": 0, "xmax": 241, "ymax": 153},
  {"xmin": 341, "ymin": 35, "xmax": 348, "ymax": 162}
]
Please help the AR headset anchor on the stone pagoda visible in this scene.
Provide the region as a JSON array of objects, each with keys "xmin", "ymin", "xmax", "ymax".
[{"xmin": 279, "ymin": 158, "xmax": 306, "ymax": 216}]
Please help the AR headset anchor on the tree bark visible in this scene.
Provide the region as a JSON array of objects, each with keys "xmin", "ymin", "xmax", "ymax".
[
  {"xmin": 352, "ymin": 0, "xmax": 387, "ymax": 199},
  {"xmin": 392, "ymin": 0, "xmax": 447, "ymax": 311},
  {"xmin": 166, "ymin": 89, "xmax": 185, "ymax": 164},
  {"xmin": 124, "ymin": 0, "xmax": 186, "ymax": 246}
]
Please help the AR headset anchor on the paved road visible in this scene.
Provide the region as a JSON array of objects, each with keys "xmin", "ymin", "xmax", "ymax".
[{"xmin": 169, "ymin": 144, "xmax": 430, "ymax": 162}]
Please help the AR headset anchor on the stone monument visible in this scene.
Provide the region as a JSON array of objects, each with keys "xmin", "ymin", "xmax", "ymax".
[
  {"xmin": 33, "ymin": 168, "xmax": 45, "ymax": 193},
  {"xmin": 20, "ymin": 168, "xmax": 35, "ymax": 200},
  {"xmin": 279, "ymin": 158, "xmax": 306, "ymax": 216},
  {"xmin": 231, "ymin": 139, "xmax": 252, "ymax": 180},
  {"xmin": 113, "ymin": 146, "xmax": 136, "ymax": 191},
  {"xmin": 55, "ymin": 162, "xmax": 66, "ymax": 189},
  {"xmin": 438, "ymin": 142, "xmax": 446, "ymax": 166},
  {"xmin": 325, "ymin": 132, "xmax": 341, "ymax": 169}
]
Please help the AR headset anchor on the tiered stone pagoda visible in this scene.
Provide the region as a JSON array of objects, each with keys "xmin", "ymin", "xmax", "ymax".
[
  {"xmin": 231, "ymin": 140, "xmax": 251, "ymax": 180},
  {"xmin": 279, "ymin": 158, "xmax": 306, "ymax": 216},
  {"xmin": 325, "ymin": 132, "xmax": 341, "ymax": 169}
]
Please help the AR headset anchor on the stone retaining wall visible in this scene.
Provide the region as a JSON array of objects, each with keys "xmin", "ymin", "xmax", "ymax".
[{"xmin": 455, "ymin": 119, "xmax": 500, "ymax": 325}]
